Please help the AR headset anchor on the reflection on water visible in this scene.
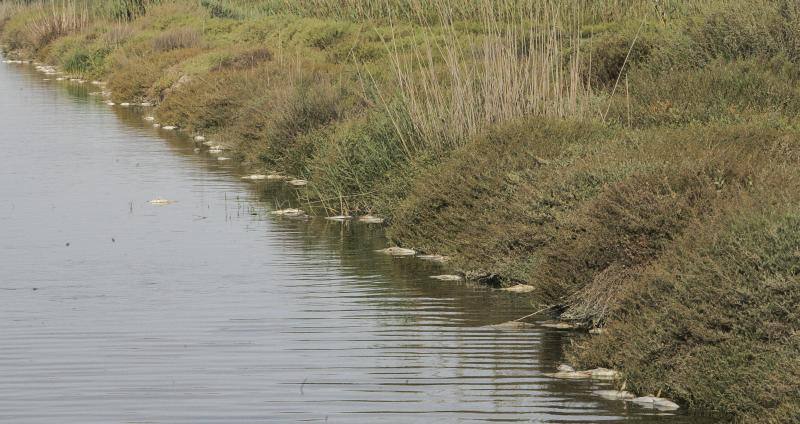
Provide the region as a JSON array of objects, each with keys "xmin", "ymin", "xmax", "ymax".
[{"xmin": 0, "ymin": 61, "xmax": 709, "ymax": 423}]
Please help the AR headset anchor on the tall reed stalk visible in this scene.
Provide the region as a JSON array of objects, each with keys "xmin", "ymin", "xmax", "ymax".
[{"xmin": 379, "ymin": 0, "xmax": 589, "ymax": 153}]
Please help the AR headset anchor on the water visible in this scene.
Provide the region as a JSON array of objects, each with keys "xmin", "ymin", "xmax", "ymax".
[{"xmin": 0, "ymin": 61, "xmax": 708, "ymax": 423}]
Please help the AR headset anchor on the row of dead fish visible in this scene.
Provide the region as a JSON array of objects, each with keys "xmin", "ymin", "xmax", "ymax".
[{"xmin": 550, "ymin": 364, "xmax": 680, "ymax": 411}]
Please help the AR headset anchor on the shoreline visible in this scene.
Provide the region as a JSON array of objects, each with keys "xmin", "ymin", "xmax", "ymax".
[{"xmin": 3, "ymin": 2, "xmax": 800, "ymax": 421}]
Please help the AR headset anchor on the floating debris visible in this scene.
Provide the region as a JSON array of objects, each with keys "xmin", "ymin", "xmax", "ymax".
[
  {"xmin": 242, "ymin": 174, "xmax": 267, "ymax": 180},
  {"xmin": 288, "ymin": 179, "xmax": 308, "ymax": 187},
  {"xmin": 595, "ymin": 390, "xmax": 636, "ymax": 401},
  {"xmin": 376, "ymin": 247, "xmax": 416, "ymax": 256},
  {"xmin": 217, "ymin": 157, "xmax": 231, "ymax": 161},
  {"xmin": 540, "ymin": 321, "xmax": 579, "ymax": 330},
  {"xmin": 430, "ymin": 274, "xmax": 462, "ymax": 281},
  {"xmin": 325, "ymin": 215, "xmax": 352, "ymax": 221},
  {"xmin": 271, "ymin": 208, "xmax": 305, "ymax": 217},
  {"xmin": 502, "ymin": 284, "xmax": 535, "ymax": 293},
  {"xmin": 194, "ymin": 135, "xmax": 206, "ymax": 142},
  {"xmin": 629, "ymin": 396, "xmax": 680, "ymax": 411},
  {"xmin": 417, "ymin": 254, "xmax": 449, "ymax": 263},
  {"xmin": 144, "ymin": 116, "xmax": 155, "ymax": 121},
  {"xmin": 148, "ymin": 198, "xmax": 175, "ymax": 205},
  {"xmin": 161, "ymin": 125, "xmax": 177, "ymax": 130},
  {"xmin": 357, "ymin": 215, "xmax": 385, "ymax": 224}
]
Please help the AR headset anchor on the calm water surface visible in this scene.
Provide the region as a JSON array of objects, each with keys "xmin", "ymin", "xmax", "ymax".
[{"xmin": 0, "ymin": 61, "xmax": 708, "ymax": 423}]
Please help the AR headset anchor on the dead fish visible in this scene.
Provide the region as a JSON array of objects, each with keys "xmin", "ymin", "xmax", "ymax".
[
  {"xmin": 217, "ymin": 157, "xmax": 231, "ymax": 161},
  {"xmin": 540, "ymin": 321, "xmax": 579, "ymax": 330},
  {"xmin": 376, "ymin": 247, "xmax": 416, "ymax": 256},
  {"xmin": 502, "ymin": 284, "xmax": 535, "ymax": 293},
  {"xmin": 271, "ymin": 208, "xmax": 305, "ymax": 217},
  {"xmin": 120, "ymin": 102, "xmax": 131, "ymax": 107},
  {"xmin": 144, "ymin": 116, "xmax": 155, "ymax": 121},
  {"xmin": 546, "ymin": 370, "xmax": 592, "ymax": 379},
  {"xmin": 357, "ymin": 215, "xmax": 385, "ymax": 224},
  {"xmin": 242, "ymin": 174, "xmax": 267, "ymax": 180},
  {"xmin": 208, "ymin": 148, "xmax": 223, "ymax": 154},
  {"xmin": 161, "ymin": 125, "xmax": 177, "ymax": 130},
  {"xmin": 595, "ymin": 390, "xmax": 636, "ymax": 400},
  {"xmin": 148, "ymin": 198, "xmax": 175, "ymax": 205},
  {"xmin": 629, "ymin": 396, "xmax": 680, "ymax": 411},
  {"xmin": 430, "ymin": 274, "xmax": 462, "ymax": 281},
  {"xmin": 288, "ymin": 179, "xmax": 308, "ymax": 187},
  {"xmin": 416, "ymin": 254, "xmax": 449, "ymax": 263},
  {"xmin": 483, "ymin": 321, "xmax": 537, "ymax": 331},
  {"xmin": 194, "ymin": 135, "xmax": 206, "ymax": 142},
  {"xmin": 588, "ymin": 368, "xmax": 620, "ymax": 380},
  {"xmin": 325, "ymin": 215, "xmax": 352, "ymax": 221},
  {"xmin": 557, "ymin": 364, "xmax": 575, "ymax": 372},
  {"xmin": 140, "ymin": 102, "xmax": 153, "ymax": 107}
]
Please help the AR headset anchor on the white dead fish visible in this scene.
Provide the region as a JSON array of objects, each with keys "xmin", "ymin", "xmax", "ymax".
[
  {"xmin": 483, "ymin": 321, "xmax": 537, "ymax": 331},
  {"xmin": 357, "ymin": 215, "xmax": 385, "ymax": 224},
  {"xmin": 557, "ymin": 364, "xmax": 575, "ymax": 372},
  {"xmin": 208, "ymin": 148, "xmax": 223, "ymax": 154},
  {"xmin": 106, "ymin": 101, "xmax": 115, "ymax": 106},
  {"xmin": 376, "ymin": 247, "xmax": 416, "ymax": 256},
  {"xmin": 194, "ymin": 135, "xmax": 206, "ymax": 142},
  {"xmin": 153, "ymin": 123, "xmax": 161, "ymax": 128},
  {"xmin": 546, "ymin": 370, "xmax": 592, "ymax": 379},
  {"xmin": 288, "ymin": 179, "xmax": 308, "ymax": 187},
  {"xmin": 148, "ymin": 198, "xmax": 175, "ymax": 205},
  {"xmin": 242, "ymin": 174, "xmax": 267, "ymax": 180},
  {"xmin": 416, "ymin": 254, "xmax": 449, "ymax": 263},
  {"xmin": 595, "ymin": 390, "xmax": 636, "ymax": 400},
  {"xmin": 266, "ymin": 174, "xmax": 289, "ymax": 180},
  {"xmin": 629, "ymin": 396, "xmax": 680, "ymax": 411},
  {"xmin": 271, "ymin": 208, "xmax": 305, "ymax": 217},
  {"xmin": 217, "ymin": 157, "xmax": 231, "ymax": 161},
  {"xmin": 202, "ymin": 140, "xmax": 214, "ymax": 146},
  {"xmin": 326, "ymin": 215, "xmax": 352, "ymax": 221},
  {"xmin": 541, "ymin": 321, "xmax": 578, "ymax": 330},
  {"xmin": 56, "ymin": 77, "xmax": 65, "ymax": 81},
  {"xmin": 502, "ymin": 284, "xmax": 535, "ymax": 293},
  {"xmin": 120, "ymin": 102, "xmax": 131, "ymax": 107},
  {"xmin": 430, "ymin": 274, "xmax": 462, "ymax": 281},
  {"xmin": 144, "ymin": 116, "xmax": 155, "ymax": 121},
  {"xmin": 161, "ymin": 125, "xmax": 177, "ymax": 130},
  {"xmin": 140, "ymin": 102, "xmax": 152, "ymax": 107},
  {"xmin": 588, "ymin": 368, "xmax": 620, "ymax": 380}
]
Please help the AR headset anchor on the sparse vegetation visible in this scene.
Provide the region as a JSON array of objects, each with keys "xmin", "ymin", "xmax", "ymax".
[{"xmin": 2, "ymin": 1, "xmax": 799, "ymax": 422}]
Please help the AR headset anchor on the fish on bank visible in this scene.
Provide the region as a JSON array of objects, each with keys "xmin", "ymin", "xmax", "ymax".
[
  {"xmin": 140, "ymin": 102, "xmax": 152, "ymax": 107},
  {"xmin": 483, "ymin": 321, "xmax": 537, "ymax": 331},
  {"xmin": 217, "ymin": 157, "xmax": 231, "ymax": 161},
  {"xmin": 161, "ymin": 125, "xmax": 177, "ymax": 130},
  {"xmin": 595, "ymin": 390, "xmax": 636, "ymax": 400},
  {"xmin": 288, "ymin": 179, "xmax": 308, "ymax": 187},
  {"xmin": 120, "ymin": 102, "xmax": 131, "ymax": 107},
  {"xmin": 629, "ymin": 396, "xmax": 680, "ymax": 411},
  {"xmin": 144, "ymin": 116, "xmax": 155, "ymax": 121},
  {"xmin": 502, "ymin": 284, "xmax": 535, "ymax": 293},
  {"xmin": 357, "ymin": 215, "xmax": 385, "ymax": 224},
  {"xmin": 208, "ymin": 148, "xmax": 223, "ymax": 154},
  {"xmin": 148, "ymin": 198, "xmax": 175, "ymax": 205},
  {"xmin": 242, "ymin": 174, "xmax": 267, "ymax": 180},
  {"xmin": 194, "ymin": 135, "xmax": 206, "ymax": 142},
  {"xmin": 376, "ymin": 246, "xmax": 416, "ymax": 256},
  {"xmin": 270, "ymin": 208, "xmax": 305, "ymax": 217},
  {"xmin": 546, "ymin": 366, "xmax": 620, "ymax": 380},
  {"xmin": 416, "ymin": 254, "xmax": 449, "ymax": 263},
  {"xmin": 540, "ymin": 321, "xmax": 579, "ymax": 330},
  {"xmin": 325, "ymin": 215, "xmax": 352, "ymax": 221},
  {"xmin": 430, "ymin": 274, "xmax": 462, "ymax": 281}
]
